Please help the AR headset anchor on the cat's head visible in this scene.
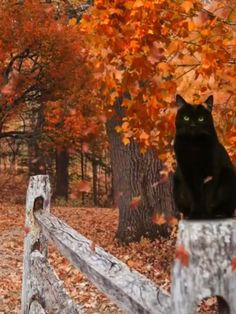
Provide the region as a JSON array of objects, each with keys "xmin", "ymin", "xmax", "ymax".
[{"xmin": 175, "ymin": 95, "xmax": 217, "ymax": 139}]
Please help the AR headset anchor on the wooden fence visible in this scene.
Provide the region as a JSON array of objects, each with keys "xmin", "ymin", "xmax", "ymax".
[{"xmin": 21, "ymin": 175, "xmax": 236, "ymax": 314}]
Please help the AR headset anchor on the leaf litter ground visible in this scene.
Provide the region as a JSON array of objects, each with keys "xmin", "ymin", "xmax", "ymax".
[{"xmin": 0, "ymin": 176, "xmax": 217, "ymax": 313}]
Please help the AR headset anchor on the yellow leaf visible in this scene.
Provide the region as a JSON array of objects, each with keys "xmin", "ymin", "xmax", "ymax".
[
  {"xmin": 167, "ymin": 40, "xmax": 183, "ymax": 54},
  {"xmin": 188, "ymin": 21, "xmax": 196, "ymax": 31},
  {"xmin": 122, "ymin": 137, "xmax": 130, "ymax": 145},
  {"xmin": 181, "ymin": 1, "xmax": 193, "ymax": 13},
  {"xmin": 133, "ymin": 0, "xmax": 144, "ymax": 8},
  {"xmin": 115, "ymin": 126, "xmax": 122, "ymax": 133},
  {"xmin": 68, "ymin": 18, "xmax": 77, "ymax": 26},
  {"xmin": 121, "ymin": 121, "xmax": 130, "ymax": 131}
]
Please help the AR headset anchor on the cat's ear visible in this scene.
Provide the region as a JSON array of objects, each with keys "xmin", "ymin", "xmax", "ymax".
[
  {"xmin": 176, "ymin": 94, "xmax": 187, "ymax": 107},
  {"xmin": 204, "ymin": 95, "xmax": 213, "ymax": 112}
]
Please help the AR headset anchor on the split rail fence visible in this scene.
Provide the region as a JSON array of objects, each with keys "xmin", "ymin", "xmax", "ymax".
[{"xmin": 21, "ymin": 175, "xmax": 236, "ymax": 314}]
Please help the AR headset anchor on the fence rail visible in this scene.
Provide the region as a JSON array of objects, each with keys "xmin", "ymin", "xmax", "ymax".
[
  {"xmin": 21, "ymin": 175, "xmax": 170, "ymax": 314},
  {"xmin": 21, "ymin": 175, "xmax": 235, "ymax": 314}
]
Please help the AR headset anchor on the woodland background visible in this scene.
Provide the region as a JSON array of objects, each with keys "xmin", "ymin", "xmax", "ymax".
[{"xmin": 0, "ymin": 0, "xmax": 235, "ymax": 313}]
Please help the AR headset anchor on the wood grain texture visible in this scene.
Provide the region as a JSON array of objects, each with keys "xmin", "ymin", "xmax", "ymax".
[
  {"xmin": 30, "ymin": 251, "xmax": 82, "ymax": 314},
  {"xmin": 29, "ymin": 300, "xmax": 45, "ymax": 314},
  {"xmin": 171, "ymin": 219, "xmax": 236, "ymax": 314},
  {"xmin": 21, "ymin": 175, "xmax": 51, "ymax": 314},
  {"xmin": 34, "ymin": 210, "xmax": 170, "ymax": 314}
]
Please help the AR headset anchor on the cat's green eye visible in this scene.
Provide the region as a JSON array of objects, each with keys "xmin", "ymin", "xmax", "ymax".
[
  {"xmin": 198, "ymin": 116, "xmax": 204, "ymax": 122},
  {"xmin": 183, "ymin": 115, "xmax": 190, "ymax": 121}
]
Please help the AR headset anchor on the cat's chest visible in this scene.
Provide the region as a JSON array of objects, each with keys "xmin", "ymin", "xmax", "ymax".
[{"xmin": 174, "ymin": 138, "xmax": 215, "ymax": 174}]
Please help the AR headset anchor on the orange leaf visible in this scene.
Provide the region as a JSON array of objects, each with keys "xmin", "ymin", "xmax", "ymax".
[
  {"xmin": 181, "ymin": 1, "xmax": 193, "ymax": 13},
  {"xmin": 68, "ymin": 18, "xmax": 77, "ymax": 26},
  {"xmin": 176, "ymin": 245, "xmax": 189, "ymax": 267},
  {"xmin": 152, "ymin": 213, "xmax": 166, "ymax": 225},
  {"xmin": 130, "ymin": 196, "xmax": 141, "ymax": 209},
  {"xmin": 127, "ymin": 259, "xmax": 135, "ymax": 267},
  {"xmin": 229, "ymin": 136, "xmax": 236, "ymax": 144},
  {"xmin": 122, "ymin": 137, "xmax": 130, "ymax": 145},
  {"xmin": 166, "ymin": 216, "xmax": 178, "ymax": 226},
  {"xmin": 231, "ymin": 257, "xmax": 236, "ymax": 273}
]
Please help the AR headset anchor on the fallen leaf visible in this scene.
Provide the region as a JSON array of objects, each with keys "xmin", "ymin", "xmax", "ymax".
[
  {"xmin": 176, "ymin": 245, "xmax": 189, "ymax": 267},
  {"xmin": 130, "ymin": 196, "xmax": 141, "ymax": 208},
  {"xmin": 231, "ymin": 257, "xmax": 236, "ymax": 273},
  {"xmin": 152, "ymin": 213, "xmax": 166, "ymax": 225},
  {"xmin": 127, "ymin": 259, "xmax": 135, "ymax": 267},
  {"xmin": 24, "ymin": 226, "xmax": 30, "ymax": 236}
]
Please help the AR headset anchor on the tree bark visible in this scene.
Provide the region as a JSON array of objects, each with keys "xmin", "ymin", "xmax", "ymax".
[
  {"xmin": 28, "ymin": 140, "xmax": 46, "ymax": 176},
  {"xmin": 80, "ymin": 151, "xmax": 85, "ymax": 205},
  {"xmin": 55, "ymin": 148, "xmax": 69, "ymax": 200},
  {"xmin": 106, "ymin": 100, "xmax": 175, "ymax": 243},
  {"xmin": 171, "ymin": 219, "xmax": 236, "ymax": 314},
  {"xmin": 92, "ymin": 157, "xmax": 98, "ymax": 206}
]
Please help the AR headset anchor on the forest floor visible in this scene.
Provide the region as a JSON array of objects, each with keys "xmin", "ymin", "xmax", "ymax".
[{"xmin": 0, "ymin": 173, "xmax": 217, "ymax": 313}]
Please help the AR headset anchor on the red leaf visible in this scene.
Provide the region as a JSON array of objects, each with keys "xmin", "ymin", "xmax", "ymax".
[
  {"xmin": 24, "ymin": 226, "xmax": 30, "ymax": 236},
  {"xmin": 231, "ymin": 257, "xmax": 236, "ymax": 273},
  {"xmin": 176, "ymin": 245, "xmax": 189, "ymax": 267}
]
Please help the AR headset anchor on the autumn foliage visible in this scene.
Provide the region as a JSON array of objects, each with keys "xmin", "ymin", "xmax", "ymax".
[
  {"xmin": 0, "ymin": 0, "xmax": 100, "ymax": 150},
  {"xmin": 0, "ymin": 0, "xmax": 235, "ymax": 164},
  {"xmin": 80, "ymin": 0, "xmax": 236, "ymax": 161}
]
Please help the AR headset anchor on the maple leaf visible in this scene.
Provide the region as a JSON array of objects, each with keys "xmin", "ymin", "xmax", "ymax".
[
  {"xmin": 176, "ymin": 245, "xmax": 189, "ymax": 267},
  {"xmin": 152, "ymin": 213, "xmax": 166, "ymax": 225}
]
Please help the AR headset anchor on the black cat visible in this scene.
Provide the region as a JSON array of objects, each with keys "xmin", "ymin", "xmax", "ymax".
[{"xmin": 173, "ymin": 94, "xmax": 236, "ymax": 219}]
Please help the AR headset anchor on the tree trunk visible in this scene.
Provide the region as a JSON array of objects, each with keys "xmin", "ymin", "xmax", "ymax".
[
  {"xmin": 28, "ymin": 140, "xmax": 46, "ymax": 176},
  {"xmin": 106, "ymin": 100, "xmax": 175, "ymax": 243},
  {"xmin": 80, "ymin": 151, "xmax": 85, "ymax": 205},
  {"xmin": 55, "ymin": 148, "xmax": 69, "ymax": 200},
  {"xmin": 92, "ymin": 157, "xmax": 98, "ymax": 206}
]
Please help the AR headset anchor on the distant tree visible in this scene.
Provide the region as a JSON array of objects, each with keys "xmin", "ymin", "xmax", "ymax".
[{"xmin": 79, "ymin": 0, "xmax": 236, "ymax": 242}]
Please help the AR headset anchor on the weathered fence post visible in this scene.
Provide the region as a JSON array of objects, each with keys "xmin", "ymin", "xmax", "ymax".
[
  {"xmin": 171, "ymin": 219, "xmax": 236, "ymax": 314},
  {"xmin": 21, "ymin": 175, "xmax": 51, "ymax": 314}
]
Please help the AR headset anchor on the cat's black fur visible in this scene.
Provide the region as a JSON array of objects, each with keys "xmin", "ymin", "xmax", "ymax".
[{"xmin": 173, "ymin": 95, "xmax": 236, "ymax": 219}]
